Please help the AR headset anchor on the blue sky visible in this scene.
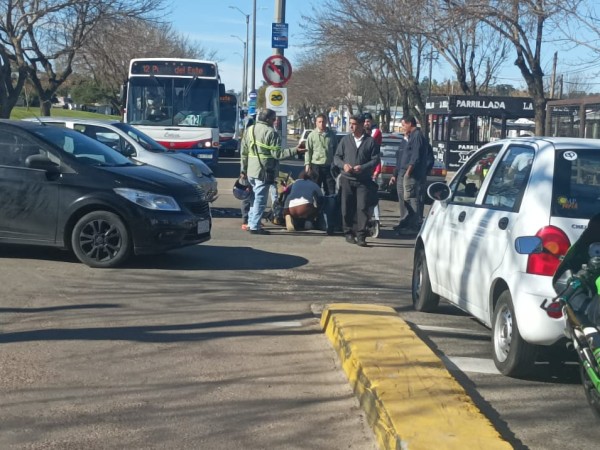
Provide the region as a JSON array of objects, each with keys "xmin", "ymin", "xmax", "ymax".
[
  {"xmin": 168, "ymin": 1, "xmax": 600, "ymax": 96},
  {"xmin": 168, "ymin": 0, "xmax": 307, "ymax": 94}
]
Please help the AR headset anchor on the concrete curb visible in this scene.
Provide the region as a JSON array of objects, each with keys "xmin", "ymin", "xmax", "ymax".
[{"xmin": 321, "ymin": 303, "xmax": 512, "ymax": 450}]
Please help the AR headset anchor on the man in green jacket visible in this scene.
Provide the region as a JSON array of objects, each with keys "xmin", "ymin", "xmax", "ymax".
[
  {"xmin": 305, "ymin": 113, "xmax": 337, "ymax": 195},
  {"xmin": 240, "ymin": 108, "xmax": 303, "ymax": 235}
]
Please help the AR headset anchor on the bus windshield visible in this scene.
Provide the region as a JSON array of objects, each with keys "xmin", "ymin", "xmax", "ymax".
[
  {"xmin": 126, "ymin": 77, "xmax": 219, "ymax": 128},
  {"xmin": 219, "ymin": 94, "xmax": 238, "ymax": 134}
]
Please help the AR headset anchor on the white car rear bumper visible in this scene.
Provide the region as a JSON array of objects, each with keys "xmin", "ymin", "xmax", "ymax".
[{"xmin": 510, "ymin": 272, "xmax": 566, "ymax": 346}]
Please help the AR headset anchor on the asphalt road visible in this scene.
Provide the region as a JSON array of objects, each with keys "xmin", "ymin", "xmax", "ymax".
[{"xmin": 0, "ymin": 154, "xmax": 598, "ymax": 449}]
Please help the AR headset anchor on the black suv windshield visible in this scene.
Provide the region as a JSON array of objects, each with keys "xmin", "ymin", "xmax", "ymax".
[
  {"xmin": 33, "ymin": 126, "xmax": 134, "ymax": 167},
  {"xmin": 552, "ymin": 148, "xmax": 600, "ymax": 219}
]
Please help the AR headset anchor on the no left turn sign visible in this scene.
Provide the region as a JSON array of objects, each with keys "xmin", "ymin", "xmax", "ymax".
[{"xmin": 262, "ymin": 55, "xmax": 292, "ymax": 87}]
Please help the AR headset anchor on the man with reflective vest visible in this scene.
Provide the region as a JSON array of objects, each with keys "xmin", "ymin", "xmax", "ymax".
[{"xmin": 240, "ymin": 108, "xmax": 304, "ymax": 235}]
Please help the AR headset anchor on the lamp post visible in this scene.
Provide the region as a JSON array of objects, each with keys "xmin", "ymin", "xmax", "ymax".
[
  {"xmin": 231, "ymin": 35, "xmax": 247, "ymax": 105},
  {"xmin": 228, "ymin": 6, "xmax": 250, "ymax": 105},
  {"xmin": 251, "ymin": 0, "xmax": 256, "ymax": 95}
]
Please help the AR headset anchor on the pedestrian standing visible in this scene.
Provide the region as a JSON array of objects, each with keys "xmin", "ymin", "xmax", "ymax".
[
  {"xmin": 240, "ymin": 109, "xmax": 303, "ymax": 235},
  {"xmin": 363, "ymin": 112, "xmax": 382, "ymax": 146},
  {"xmin": 305, "ymin": 113, "xmax": 337, "ymax": 195},
  {"xmin": 268, "ymin": 116, "xmax": 282, "ymax": 219},
  {"xmin": 389, "ymin": 115, "xmax": 428, "ymax": 234},
  {"xmin": 239, "ymin": 178, "xmax": 253, "ymax": 231},
  {"xmin": 363, "ymin": 112, "xmax": 382, "ymax": 227},
  {"xmin": 333, "ymin": 114, "xmax": 380, "ymax": 247}
]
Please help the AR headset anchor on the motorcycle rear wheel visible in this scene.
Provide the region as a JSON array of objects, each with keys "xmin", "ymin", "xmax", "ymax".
[{"xmin": 580, "ymin": 365, "xmax": 600, "ymax": 418}]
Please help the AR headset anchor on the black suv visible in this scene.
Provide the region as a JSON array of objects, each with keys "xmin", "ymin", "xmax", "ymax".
[{"xmin": 0, "ymin": 120, "xmax": 211, "ymax": 268}]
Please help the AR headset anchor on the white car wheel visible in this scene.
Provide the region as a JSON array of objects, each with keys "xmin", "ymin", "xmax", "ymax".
[
  {"xmin": 492, "ymin": 291, "xmax": 537, "ymax": 377},
  {"xmin": 411, "ymin": 248, "xmax": 440, "ymax": 312}
]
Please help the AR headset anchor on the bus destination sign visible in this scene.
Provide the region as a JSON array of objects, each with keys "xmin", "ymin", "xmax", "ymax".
[{"xmin": 131, "ymin": 61, "xmax": 216, "ymax": 78}]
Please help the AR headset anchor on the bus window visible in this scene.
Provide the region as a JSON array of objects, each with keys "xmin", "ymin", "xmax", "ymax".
[
  {"xmin": 450, "ymin": 116, "xmax": 470, "ymax": 141},
  {"xmin": 585, "ymin": 109, "xmax": 600, "ymax": 139},
  {"xmin": 431, "ymin": 114, "xmax": 446, "ymax": 142},
  {"xmin": 477, "ymin": 116, "xmax": 490, "ymax": 142}
]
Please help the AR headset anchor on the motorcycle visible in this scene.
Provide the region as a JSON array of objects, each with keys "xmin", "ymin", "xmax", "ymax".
[{"xmin": 518, "ymin": 212, "xmax": 600, "ymax": 417}]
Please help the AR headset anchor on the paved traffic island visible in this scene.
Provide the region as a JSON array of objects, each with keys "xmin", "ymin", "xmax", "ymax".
[{"xmin": 321, "ymin": 303, "xmax": 512, "ymax": 450}]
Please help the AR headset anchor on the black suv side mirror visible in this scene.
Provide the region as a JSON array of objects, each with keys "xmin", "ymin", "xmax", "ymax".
[{"xmin": 25, "ymin": 154, "xmax": 60, "ymax": 174}]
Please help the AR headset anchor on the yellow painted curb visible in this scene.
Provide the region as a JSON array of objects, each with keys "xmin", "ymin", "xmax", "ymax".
[{"xmin": 321, "ymin": 303, "xmax": 512, "ymax": 450}]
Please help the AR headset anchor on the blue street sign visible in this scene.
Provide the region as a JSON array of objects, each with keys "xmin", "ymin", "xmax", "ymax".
[
  {"xmin": 271, "ymin": 23, "xmax": 288, "ymax": 49},
  {"xmin": 248, "ymin": 91, "xmax": 258, "ymax": 116},
  {"xmin": 248, "ymin": 90, "xmax": 257, "ymax": 115}
]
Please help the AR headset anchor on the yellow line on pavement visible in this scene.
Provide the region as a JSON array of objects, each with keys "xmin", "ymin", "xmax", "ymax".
[{"xmin": 321, "ymin": 303, "xmax": 512, "ymax": 450}]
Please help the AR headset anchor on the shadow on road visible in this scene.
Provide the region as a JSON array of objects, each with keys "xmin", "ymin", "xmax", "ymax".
[
  {"xmin": 0, "ymin": 303, "xmax": 121, "ymax": 314},
  {"xmin": 0, "ymin": 244, "xmax": 308, "ymax": 271},
  {"xmin": 0, "ymin": 311, "xmax": 317, "ymax": 344},
  {"xmin": 126, "ymin": 245, "xmax": 309, "ymax": 271}
]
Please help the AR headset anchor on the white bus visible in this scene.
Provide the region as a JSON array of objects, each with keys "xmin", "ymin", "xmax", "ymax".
[
  {"xmin": 218, "ymin": 92, "xmax": 240, "ymax": 157},
  {"xmin": 123, "ymin": 58, "xmax": 223, "ymax": 168}
]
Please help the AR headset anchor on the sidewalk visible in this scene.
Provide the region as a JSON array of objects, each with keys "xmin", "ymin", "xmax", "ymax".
[{"xmin": 321, "ymin": 303, "xmax": 512, "ymax": 450}]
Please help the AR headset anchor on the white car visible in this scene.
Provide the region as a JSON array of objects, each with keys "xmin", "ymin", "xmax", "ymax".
[
  {"xmin": 412, "ymin": 137, "xmax": 600, "ymax": 377},
  {"xmin": 25, "ymin": 117, "xmax": 218, "ymax": 202}
]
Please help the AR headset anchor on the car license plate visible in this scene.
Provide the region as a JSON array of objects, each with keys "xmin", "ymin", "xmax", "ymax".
[
  {"xmin": 198, "ymin": 154, "xmax": 212, "ymax": 159},
  {"xmin": 197, "ymin": 220, "xmax": 210, "ymax": 234}
]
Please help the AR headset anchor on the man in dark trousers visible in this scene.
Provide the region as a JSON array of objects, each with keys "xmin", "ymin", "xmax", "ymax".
[
  {"xmin": 333, "ymin": 114, "xmax": 380, "ymax": 247},
  {"xmin": 390, "ymin": 115, "xmax": 428, "ymax": 234}
]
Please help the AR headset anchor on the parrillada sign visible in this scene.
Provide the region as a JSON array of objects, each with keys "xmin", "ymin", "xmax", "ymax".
[{"xmin": 426, "ymin": 95, "xmax": 535, "ymax": 118}]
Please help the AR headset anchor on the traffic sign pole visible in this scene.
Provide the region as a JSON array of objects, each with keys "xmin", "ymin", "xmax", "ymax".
[{"xmin": 273, "ymin": 0, "xmax": 287, "ymax": 147}]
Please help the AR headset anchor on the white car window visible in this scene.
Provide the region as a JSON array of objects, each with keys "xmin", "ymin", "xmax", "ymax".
[
  {"xmin": 449, "ymin": 147, "xmax": 501, "ymax": 205},
  {"xmin": 552, "ymin": 148, "xmax": 600, "ymax": 219},
  {"xmin": 483, "ymin": 145, "xmax": 534, "ymax": 211}
]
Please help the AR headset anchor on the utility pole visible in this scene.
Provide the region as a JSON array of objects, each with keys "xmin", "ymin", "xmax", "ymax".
[
  {"xmin": 550, "ymin": 52, "xmax": 558, "ymax": 100},
  {"xmin": 428, "ymin": 50, "xmax": 434, "ymax": 98},
  {"xmin": 228, "ymin": 6, "xmax": 250, "ymax": 105},
  {"xmin": 230, "ymin": 35, "xmax": 247, "ymax": 104},
  {"xmin": 274, "ymin": 0, "xmax": 287, "ymax": 146},
  {"xmin": 251, "ymin": 0, "xmax": 257, "ymax": 95},
  {"xmin": 558, "ymin": 74, "xmax": 564, "ymax": 99}
]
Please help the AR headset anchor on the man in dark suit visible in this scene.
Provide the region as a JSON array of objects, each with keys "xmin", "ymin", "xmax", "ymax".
[{"xmin": 333, "ymin": 114, "xmax": 380, "ymax": 247}]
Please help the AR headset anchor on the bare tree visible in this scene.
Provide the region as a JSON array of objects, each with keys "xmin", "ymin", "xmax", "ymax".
[
  {"xmin": 0, "ymin": 0, "xmax": 166, "ymax": 118},
  {"xmin": 304, "ymin": 0, "xmax": 426, "ymax": 123},
  {"xmin": 555, "ymin": 1, "xmax": 600, "ymax": 56},
  {"xmin": 446, "ymin": 0, "xmax": 584, "ymax": 134},
  {"xmin": 286, "ymin": 52, "xmax": 350, "ymax": 129},
  {"xmin": 421, "ymin": 3, "xmax": 510, "ymax": 95},
  {"xmin": 562, "ymin": 72, "xmax": 594, "ymax": 98},
  {"xmin": 77, "ymin": 19, "xmax": 218, "ymax": 111},
  {"xmin": 303, "ymin": 0, "xmax": 513, "ymax": 129}
]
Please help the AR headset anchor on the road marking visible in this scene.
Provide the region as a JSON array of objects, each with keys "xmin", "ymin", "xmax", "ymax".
[
  {"xmin": 416, "ymin": 325, "xmax": 499, "ymax": 374},
  {"xmin": 267, "ymin": 321, "xmax": 303, "ymax": 328},
  {"xmin": 442, "ymin": 356, "xmax": 501, "ymax": 375},
  {"xmin": 417, "ymin": 324, "xmax": 490, "ymax": 337}
]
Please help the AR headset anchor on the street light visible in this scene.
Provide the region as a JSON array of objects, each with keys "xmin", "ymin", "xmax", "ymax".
[
  {"xmin": 228, "ymin": 5, "xmax": 250, "ymax": 104},
  {"xmin": 231, "ymin": 34, "xmax": 247, "ymax": 105}
]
